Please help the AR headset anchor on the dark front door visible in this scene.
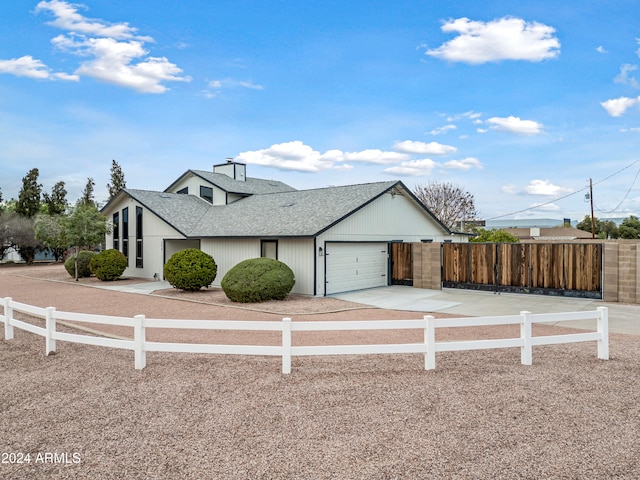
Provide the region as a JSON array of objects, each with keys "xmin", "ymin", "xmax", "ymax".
[{"xmin": 391, "ymin": 242, "xmax": 413, "ymax": 286}]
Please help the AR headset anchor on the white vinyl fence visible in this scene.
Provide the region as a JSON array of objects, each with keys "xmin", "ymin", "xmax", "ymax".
[{"xmin": 1, "ymin": 297, "xmax": 608, "ymax": 373}]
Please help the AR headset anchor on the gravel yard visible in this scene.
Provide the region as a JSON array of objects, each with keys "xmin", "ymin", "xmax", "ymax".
[{"xmin": 1, "ymin": 264, "xmax": 639, "ymax": 479}]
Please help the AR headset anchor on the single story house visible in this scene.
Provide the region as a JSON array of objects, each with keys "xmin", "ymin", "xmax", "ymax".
[
  {"xmin": 502, "ymin": 226, "xmax": 594, "ymax": 241},
  {"xmin": 102, "ymin": 161, "xmax": 467, "ymax": 296}
]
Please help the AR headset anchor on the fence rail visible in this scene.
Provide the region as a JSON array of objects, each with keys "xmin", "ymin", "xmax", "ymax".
[{"xmin": 1, "ymin": 297, "xmax": 608, "ymax": 373}]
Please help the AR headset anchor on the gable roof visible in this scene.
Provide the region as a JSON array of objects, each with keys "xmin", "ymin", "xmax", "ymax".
[
  {"xmin": 193, "ymin": 181, "xmax": 399, "ymax": 237},
  {"xmin": 106, "ymin": 181, "xmax": 450, "ymax": 238},
  {"xmin": 107, "ymin": 189, "xmax": 211, "ymax": 237},
  {"xmin": 165, "ymin": 169, "xmax": 296, "ymax": 196}
]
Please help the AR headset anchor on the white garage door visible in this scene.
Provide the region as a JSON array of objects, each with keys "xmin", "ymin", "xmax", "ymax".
[{"xmin": 325, "ymin": 243, "xmax": 388, "ymax": 295}]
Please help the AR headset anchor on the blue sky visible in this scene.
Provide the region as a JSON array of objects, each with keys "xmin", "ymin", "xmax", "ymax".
[{"xmin": 1, "ymin": 0, "xmax": 640, "ymax": 222}]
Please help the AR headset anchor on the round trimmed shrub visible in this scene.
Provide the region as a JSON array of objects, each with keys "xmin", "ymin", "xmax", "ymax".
[
  {"xmin": 90, "ymin": 249, "xmax": 128, "ymax": 281},
  {"xmin": 164, "ymin": 248, "xmax": 217, "ymax": 291},
  {"xmin": 64, "ymin": 251, "xmax": 96, "ymax": 278},
  {"xmin": 222, "ymin": 257, "xmax": 295, "ymax": 303}
]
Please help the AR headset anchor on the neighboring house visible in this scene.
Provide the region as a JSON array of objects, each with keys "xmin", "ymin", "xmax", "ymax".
[
  {"xmin": 502, "ymin": 227, "xmax": 594, "ymax": 242},
  {"xmin": 102, "ymin": 161, "xmax": 467, "ymax": 296}
]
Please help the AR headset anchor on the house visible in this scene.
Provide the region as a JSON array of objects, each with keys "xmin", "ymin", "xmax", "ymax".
[
  {"xmin": 101, "ymin": 161, "xmax": 467, "ymax": 296},
  {"xmin": 501, "ymin": 226, "xmax": 594, "ymax": 242}
]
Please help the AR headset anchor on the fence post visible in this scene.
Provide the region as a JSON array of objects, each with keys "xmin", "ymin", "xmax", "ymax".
[
  {"xmin": 282, "ymin": 318, "xmax": 292, "ymax": 374},
  {"xmin": 134, "ymin": 315, "xmax": 146, "ymax": 370},
  {"xmin": 520, "ymin": 311, "xmax": 532, "ymax": 366},
  {"xmin": 45, "ymin": 307, "xmax": 56, "ymax": 355},
  {"xmin": 424, "ymin": 315, "xmax": 436, "ymax": 370},
  {"xmin": 3, "ymin": 297, "xmax": 14, "ymax": 340},
  {"xmin": 596, "ymin": 307, "xmax": 609, "ymax": 360}
]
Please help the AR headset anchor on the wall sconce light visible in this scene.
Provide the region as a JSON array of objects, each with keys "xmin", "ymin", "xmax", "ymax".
[{"xmin": 318, "ymin": 246, "xmax": 324, "ymax": 256}]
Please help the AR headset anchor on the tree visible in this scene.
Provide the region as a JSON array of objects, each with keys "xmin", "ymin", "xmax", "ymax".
[
  {"xmin": 78, "ymin": 177, "xmax": 96, "ymax": 207},
  {"xmin": 43, "ymin": 181, "xmax": 68, "ymax": 215},
  {"xmin": 0, "ymin": 210, "xmax": 12, "ymax": 260},
  {"xmin": 2, "ymin": 213, "xmax": 42, "ymax": 264},
  {"xmin": 106, "ymin": 159, "xmax": 126, "ymax": 201},
  {"xmin": 64, "ymin": 203, "xmax": 109, "ymax": 280},
  {"xmin": 470, "ymin": 228, "xmax": 519, "ymax": 243},
  {"xmin": 576, "ymin": 215, "xmax": 619, "ymax": 239},
  {"xmin": 16, "ymin": 168, "xmax": 42, "ymax": 218},
  {"xmin": 413, "ymin": 181, "xmax": 478, "ymax": 231},
  {"xmin": 617, "ymin": 215, "xmax": 640, "ymax": 239},
  {"xmin": 34, "ymin": 213, "xmax": 68, "ymax": 262}
]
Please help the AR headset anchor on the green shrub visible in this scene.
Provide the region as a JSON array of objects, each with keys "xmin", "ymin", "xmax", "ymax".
[
  {"xmin": 64, "ymin": 250, "xmax": 96, "ymax": 278},
  {"xmin": 90, "ymin": 249, "xmax": 128, "ymax": 281},
  {"xmin": 164, "ymin": 248, "xmax": 217, "ymax": 291},
  {"xmin": 222, "ymin": 257, "xmax": 295, "ymax": 303}
]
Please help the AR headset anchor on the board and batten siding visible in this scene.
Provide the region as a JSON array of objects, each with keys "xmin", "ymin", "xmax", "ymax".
[
  {"xmin": 200, "ymin": 238, "xmax": 314, "ymax": 295},
  {"xmin": 317, "ymin": 190, "xmax": 451, "ymax": 242},
  {"xmin": 314, "ymin": 190, "xmax": 452, "ymax": 295}
]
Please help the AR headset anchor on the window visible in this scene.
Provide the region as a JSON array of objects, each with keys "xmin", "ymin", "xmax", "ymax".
[
  {"xmin": 122, "ymin": 207, "xmax": 129, "ymax": 259},
  {"xmin": 177, "ymin": 187, "xmax": 188, "ymax": 194},
  {"xmin": 136, "ymin": 206, "xmax": 143, "ymax": 268},
  {"xmin": 200, "ymin": 186, "xmax": 213, "ymax": 203},
  {"xmin": 261, "ymin": 240, "xmax": 278, "ymax": 259},
  {"xmin": 112, "ymin": 212, "xmax": 119, "ymax": 250}
]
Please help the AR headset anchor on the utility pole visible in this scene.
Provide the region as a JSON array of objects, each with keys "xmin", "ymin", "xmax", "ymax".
[{"xmin": 589, "ymin": 178, "xmax": 595, "ymax": 239}]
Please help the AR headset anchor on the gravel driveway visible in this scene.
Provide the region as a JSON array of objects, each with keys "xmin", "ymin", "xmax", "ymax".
[{"xmin": 1, "ymin": 264, "xmax": 639, "ymax": 479}]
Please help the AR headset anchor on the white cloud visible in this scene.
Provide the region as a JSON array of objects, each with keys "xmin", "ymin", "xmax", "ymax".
[
  {"xmin": 340, "ymin": 149, "xmax": 409, "ymax": 164},
  {"xmin": 36, "ymin": 0, "xmax": 151, "ymax": 41},
  {"xmin": 524, "ymin": 179, "xmax": 573, "ymax": 196},
  {"xmin": 426, "ymin": 16, "xmax": 560, "ymax": 64},
  {"xmin": 0, "ymin": 55, "xmax": 78, "ymax": 81},
  {"xmin": 0, "ymin": 1, "xmax": 189, "ymax": 93},
  {"xmin": 207, "ymin": 78, "xmax": 264, "ymax": 91},
  {"xmin": 443, "ymin": 157, "xmax": 482, "ymax": 170},
  {"xmin": 601, "ymin": 96, "xmax": 640, "ymax": 117},
  {"xmin": 236, "ymin": 141, "xmax": 336, "ymax": 172},
  {"xmin": 393, "ymin": 140, "xmax": 457, "ymax": 155},
  {"xmin": 596, "ymin": 46, "xmax": 608, "ymax": 54},
  {"xmin": 501, "ymin": 184, "xmax": 517, "ymax": 194},
  {"xmin": 53, "ymin": 35, "xmax": 190, "ymax": 93},
  {"xmin": 486, "ymin": 116, "xmax": 543, "ymax": 135},
  {"xmin": 383, "ymin": 159, "xmax": 437, "ymax": 177},
  {"xmin": 529, "ymin": 202, "xmax": 561, "ymax": 212},
  {"xmin": 235, "ymin": 142, "xmax": 408, "ymax": 172},
  {"xmin": 615, "ymin": 64, "xmax": 640, "ymax": 89},
  {"xmin": 427, "ymin": 124, "xmax": 457, "ymax": 135},
  {"xmin": 236, "ymin": 140, "xmax": 483, "ymax": 177},
  {"xmin": 621, "ymin": 127, "xmax": 640, "ymax": 133},
  {"xmin": 446, "ymin": 111, "xmax": 482, "ymax": 122}
]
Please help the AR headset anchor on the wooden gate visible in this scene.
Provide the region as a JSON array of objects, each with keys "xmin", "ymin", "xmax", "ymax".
[
  {"xmin": 442, "ymin": 243, "xmax": 602, "ymax": 298},
  {"xmin": 391, "ymin": 242, "xmax": 413, "ymax": 286}
]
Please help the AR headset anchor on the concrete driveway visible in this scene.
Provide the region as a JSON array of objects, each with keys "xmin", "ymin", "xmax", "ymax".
[{"xmin": 332, "ymin": 286, "xmax": 640, "ymax": 335}]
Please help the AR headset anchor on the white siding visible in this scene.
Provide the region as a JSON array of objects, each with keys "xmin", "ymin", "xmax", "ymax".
[
  {"xmin": 104, "ymin": 197, "xmax": 185, "ymax": 280},
  {"xmin": 201, "ymin": 238, "xmax": 315, "ymax": 295},
  {"xmin": 320, "ymin": 191, "xmax": 449, "ymax": 242},
  {"xmin": 166, "ymin": 173, "xmax": 227, "ymax": 205},
  {"xmin": 314, "ymin": 190, "xmax": 461, "ymax": 295}
]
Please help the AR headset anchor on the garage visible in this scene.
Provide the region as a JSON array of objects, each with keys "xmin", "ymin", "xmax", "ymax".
[{"xmin": 325, "ymin": 242, "xmax": 389, "ymax": 295}]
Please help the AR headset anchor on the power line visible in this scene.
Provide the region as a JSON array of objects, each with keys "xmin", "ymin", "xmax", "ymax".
[
  {"xmin": 486, "ymin": 158, "xmax": 640, "ymax": 221},
  {"xmin": 594, "ymin": 164, "xmax": 640, "ymax": 214}
]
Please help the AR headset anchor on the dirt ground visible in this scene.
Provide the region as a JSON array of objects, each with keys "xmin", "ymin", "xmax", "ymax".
[{"xmin": 1, "ymin": 264, "xmax": 639, "ymax": 479}]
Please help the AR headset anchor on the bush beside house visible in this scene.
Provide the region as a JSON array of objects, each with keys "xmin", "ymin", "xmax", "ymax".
[
  {"xmin": 90, "ymin": 249, "xmax": 128, "ymax": 281},
  {"xmin": 222, "ymin": 258, "xmax": 295, "ymax": 303},
  {"xmin": 164, "ymin": 248, "xmax": 217, "ymax": 291},
  {"xmin": 64, "ymin": 251, "xmax": 96, "ymax": 278}
]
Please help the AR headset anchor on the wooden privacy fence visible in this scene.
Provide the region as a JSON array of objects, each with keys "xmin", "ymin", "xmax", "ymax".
[
  {"xmin": 2, "ymin": 297, "xmax": 608, "ymax": 372},
  {"xmin": 442, "ymin": 243, "xmax": 603, "ymax": 298}
]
